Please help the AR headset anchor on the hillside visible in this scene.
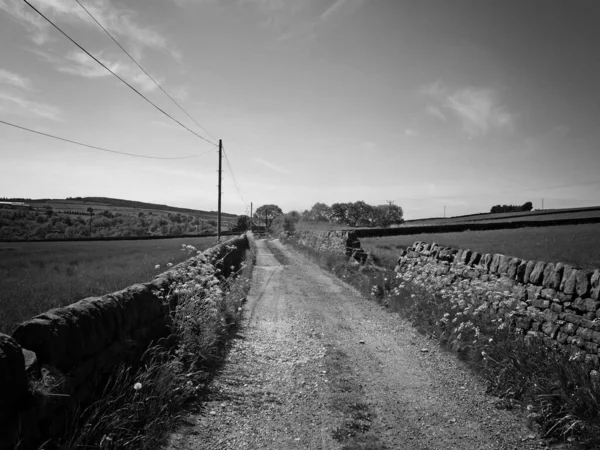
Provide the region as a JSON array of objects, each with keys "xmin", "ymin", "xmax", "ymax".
[{"xmin": 0, "ymin": 197, "xmax": 238, "ymax": 241}]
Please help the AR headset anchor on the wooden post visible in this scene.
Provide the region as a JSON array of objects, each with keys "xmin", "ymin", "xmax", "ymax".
[{"xmin": 217, "ymin": 139, "xmax": 222, "ymax": 242}]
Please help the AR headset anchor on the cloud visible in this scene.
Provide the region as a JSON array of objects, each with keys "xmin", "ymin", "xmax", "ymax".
[
  {"xmin": 255, "ymin": 158, "xmax": 288, "ymax": 174},
  {"xmin": 425, "ymin": 105, "xmax": 446, "ymax": 122},
  {"xmin": 321, "ymin": 0, "xmax": 364, "ymax": 21},
  {"xmin": 421, "ymin": 81, "xmax": 515, "ymax": 138},
  {"xmin": 54, "ymin": 49, "xmax": 158, "ymax": 93},
  {"xmin": 0, "ymin": 92, "xmax": 62, "ymax": 121},
  {"xmin": 404, "ymin": 129, "xmax": 417, "ymax": 137},
  {"xmin": 0, "ymin": 69, "xmax": 34, "ymax": 91},
  {"xmin": 0, "ymin": 0, "xmax": 177, "ymax": 59}
]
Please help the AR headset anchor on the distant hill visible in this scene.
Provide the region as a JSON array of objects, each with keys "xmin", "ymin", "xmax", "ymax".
[{"xmin": 0, "ymin": 196, "xmax": 238, "ymax": 241}]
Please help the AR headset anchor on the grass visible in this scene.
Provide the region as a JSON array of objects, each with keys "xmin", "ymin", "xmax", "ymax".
[
  {"xmin": 361, "ymin": 223, "xmax": 600, "ymax": 269},
  {"xmin": 44, "ymin": 239, "xmax": 256, "ymax": 450},
  {"xmin": 0, "ymin": 236, "xmax": 218, "ymax": 334},
  {"xmin": 283, "ymin": 236, "xmax": 600, "ymax": 448}
]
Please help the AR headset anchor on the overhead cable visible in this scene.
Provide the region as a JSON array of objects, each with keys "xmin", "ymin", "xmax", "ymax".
[
  {"xmin": 21, "ymin": 0, "xmax": 217, "ymax": 148},
  {"xmin": 74, "ymin": 0, "xmax": 218, "ymax": 143},
  {"xmin": 222, "ymin": 146, "xmax": 247, "ymax": 205},
  {"xmin": 0, "ymin": 119, "xmax": 214, "ymax": 160}
]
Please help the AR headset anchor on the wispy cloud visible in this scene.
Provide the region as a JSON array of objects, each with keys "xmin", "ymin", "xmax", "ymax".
[
  {"xmin": 0, "ymin": 91, "xmax": 62, "ymax": 121},
  {"xmin": 404, "ymin": 128, "xmax": 417, "ymax": 137},
  {"xmin": 255, "ymin": 158, "xmax": 289, "ymax": 174},
  {"xmin": 425, "ymin": 105, "xmax": 446, "ymax": 122},
  {"xmin": 52, "ymin": 49, "xmax": 159, "ymax": 93},
  {"xmin": 0, "ymin": 69, "xmax": 34, "ymax": 91},
  {"xmin": 422, "ymin": 81, "xmax": 515, "ymax": 138},
  {"xmin": 0, "ymin": 0, "xmax": 177, "ymax": 59}
]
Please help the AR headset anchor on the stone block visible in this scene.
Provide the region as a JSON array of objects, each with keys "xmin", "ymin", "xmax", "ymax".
[
  {"xmin": 542, "ymin": 263, "xmax": 555, "ymax": 288},
  {"xmin": 557, "ymin": 332, "xmax": 569, "ymax": 344},
  {"xmin": 541, "ymin": 288, "xmax": 557, "ymax": 300},
  {"xmin": 523, "ymin": 260, "xmax": 536, "ymax": 284},
  {"xmin": 586, "ymin": 342, "xmax": 599, "ymax": 354},
  {"xmin": 516, "ymin": 260, "xmax": 528, "ymax": 283},
  {"xmin": 526, "ymin": 285, "xmax": 542, "ymax": 300},
  {"xmin": 557, "ymin": 292, "xmax": 574, "ymax": 303},
  {"xmin": 506, "ymin": 258, "xmax": 521, "ymax": 279},
  {"xmin": 549, "ymin": 263, "xmax": 566, "ymax": 290},
  {"xmin": 529, "ymin": 261, "xmax": 547, "ymax": 286},
  {"xmin": 490, "ymin": 254, "xmax": 503, "ymax": 273},
  {"xmin": 542, "ymin": 321, "xmax": 560, "ymax": 339},
  {"xmin": 460, "ymin": 249, "xmax": 472, "ymax": 265},
  {"xmin": 512, "ymin": 285, "xmax": 527, "ymax": 302},
  {"xmin": 591, "ymin": 270, "xmax": 600, "ymax": 300},
  {"xmin": 498, "ymin": 255, "xmax": 511, "ymax": 275},
  {"xmin": 551, "ymin": 303, "xmax": 563, "ymax": 313},
  {"xmin": 576, "ymin": 270, "xmax": 593, "ymax": 297},
  {"xmin": 572, "ymin": 297, "xmax": 588, "ymax": 312},
  {"xmin": 531, "ymin": 299, "xmax": 550, "ymax": 309},
  {"xmin": 0, "ymin": 333, "xmax": 28, "ymax": 412},
  {"xmin": 563, "ymin": 269, "xmax": 579, "ymax": 295},
  {"xmin": 480, "ymin": 254, "xmax": 493, "ymax": 271},
  {"xmin": 562, "ymin": 322, "xmax": 578, "ymax": 335},
  {"xmin": 543, "ymin": 309, "xmax": 559, "ymax": 323},
  {"xmin": 468, "ymin": 252, "xmax": 481, "ymax": 266}
]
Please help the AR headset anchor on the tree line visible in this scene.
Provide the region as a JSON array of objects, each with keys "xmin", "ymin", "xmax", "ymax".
[
  {"xmin": 490, "ymin": 201, "xmax": 533, "ymax": 214},
  {"xmin": 233, "ymin": 201, "xmax": 404, "ymax": 234}
]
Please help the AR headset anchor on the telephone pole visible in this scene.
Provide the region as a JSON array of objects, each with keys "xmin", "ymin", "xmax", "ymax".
[
  {"xmin": 444, "ymin": 206, "xmax": 446, "ymax": 218},
  {"xmin": 250, "ymin": 202, "xmax": 253, "ymax": 231},
  {"xmin": 217, "ymin": 139, "xmax": 222, "ymax": 242}
]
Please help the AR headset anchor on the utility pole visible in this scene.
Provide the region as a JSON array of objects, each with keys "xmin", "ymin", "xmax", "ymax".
[
  {"xmin": 542, "ymin": 198, "xmax": 544, "ymax": 210},
  {"xmin": 217, "ymin": 139, "xmax": 222, "ymax": 242},
  {"xmin": 444, "ymin": 206, "xmax": 446, "ymax": 218},
  {"xmin": 250, "ymin": 202, "xmax": 253, "ymax": 231}
]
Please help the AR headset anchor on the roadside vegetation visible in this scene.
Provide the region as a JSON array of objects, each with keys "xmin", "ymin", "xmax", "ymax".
[
  {"xmin": 284, "ymin": 236, "xmax": 600, "ymax": 448},
  {"xmin": 47, "ymin": 240, "xmax": 256, "ymax": 449},
  {"xmin": 361, "ymin": 223, "xmax": 600, "ymax": 270},
  {"xmin": 0, "ymin": 236, "xmax": 218, "ymax": 334}
]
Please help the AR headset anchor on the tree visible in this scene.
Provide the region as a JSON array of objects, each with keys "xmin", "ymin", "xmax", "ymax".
[
  {"xmin": 346, "ymin": 201, "xmax": 370, "ymax": 227},
  {"xmin": 330, "ymin": 203, "xmax": 349, "ymax": 224},
  {"xmin": 254, "ymin": 204, "xmax": 283, "ymax": 230},
  {"xmin": 373, "ymin": 203, "xmax": 404, "ymax": 227},
  {"xmin": 307, "ymin": 202, "xmax": 331, "ymax": 221},
  {"xmin": 522, "ymin": 201, "xmax": 533, "ymax": 211},
  {"xmin": 234, "ymin": 215, "xmax": 251, "ymax": 232}
]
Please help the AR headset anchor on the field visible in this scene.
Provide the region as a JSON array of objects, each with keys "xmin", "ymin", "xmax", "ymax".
[
  {"xmin": 400, "ymin": 206, "xmax": 600, "ymax": 227},
  {"xmin": 361, "ymin": 223, "xmax": 600, "ymax": 270},
  {"xmin": 0, "ymin": 236, "xmax": 218, "ymax": 334}
]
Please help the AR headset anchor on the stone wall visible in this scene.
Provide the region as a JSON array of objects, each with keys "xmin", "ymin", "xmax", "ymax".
[
  {"xmin": 395, "ymin": 241, "xmax": 600, "ymax": 365},
  {"xmin": 295, "ymin": 230, "xmax": 364, "ymax": 259},
  {"xmin": 0, "ymin": 234, "xmax": 248, "ymax": 450}
]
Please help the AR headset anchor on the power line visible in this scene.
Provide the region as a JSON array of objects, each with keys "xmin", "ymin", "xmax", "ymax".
[
  {"xmin": 21, "ymin": 0, "xmax": 216, "ymax": 149},
  {"xmin": 222, "ymin": 146, "xmax": 247, "ymax": 206},
  {"xmin": 0, "ymin": 119, "xmax": 214, "ymax": 160},
  {"xmin": 74, "ymin": 0, "xmax": 218, "ymax": 143}
]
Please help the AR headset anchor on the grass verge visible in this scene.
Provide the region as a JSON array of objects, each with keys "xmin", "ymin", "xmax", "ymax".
[
  {"xmin": 283, "ymin": 236, "xmax": 600, "ymax": 449},
  {"xmin": 43, "ymin": 240, "xmax": 256, "ymax": 450}
]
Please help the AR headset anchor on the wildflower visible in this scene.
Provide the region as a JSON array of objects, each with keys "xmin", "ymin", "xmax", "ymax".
[
  {"xmin": 488, "ymin": 338, "xmax": 493, "ymax": 343},
  {"xmin": 155, "ymin": 264, "xmax": 160, "ymax": 270},
  {"xmin": 481, "ymin": 351, "xmax": 487, "ymax": 357},
  {"xmin": 167, "ymin": 262, "xmax": 173, "ymax": 268},
  {"xmin": 134, "ymin": 382, "xmax": 142, "ymax": 390}
]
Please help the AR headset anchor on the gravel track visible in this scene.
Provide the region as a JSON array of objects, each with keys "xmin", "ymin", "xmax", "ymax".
[{"xmin": 166, "ymin": 238, "xmax": 558, "ymax": 450}]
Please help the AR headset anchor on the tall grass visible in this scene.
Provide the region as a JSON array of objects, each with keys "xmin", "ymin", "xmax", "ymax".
[
  {"xmin": 284, "ymin": 236, "xmax": 600, "ymax": 447},
  {"xmin": 0, "ymin": 237, "xmax": 217, "ymax": 334},
  {"xmin": 41, "ymin": 241, "xmax": 256, "ymax": 450}
]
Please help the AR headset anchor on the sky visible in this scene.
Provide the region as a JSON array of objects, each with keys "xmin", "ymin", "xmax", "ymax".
[{"xmin": 1, "ymin": 0, "xmax": 599, "ymax": 219}]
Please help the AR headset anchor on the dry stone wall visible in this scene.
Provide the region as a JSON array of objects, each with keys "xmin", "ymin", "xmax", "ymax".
[
  {"xmin": 295, "ymin": 230, "xmax": 364, "ymax": 260},
  {"xmin": 395, "ymin": 241, "xmax": 600, "ymax": 365},
  {"xmin": 0, "ymin": 234, "xmax": 248, "ymax": 450}
]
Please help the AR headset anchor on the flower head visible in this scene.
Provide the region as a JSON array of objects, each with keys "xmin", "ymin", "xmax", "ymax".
[
  {"xmin": 134, "ymin": 382, "xmax": 142, "ymax": 390},
  {"xmin": 154, "ymin": 264, "xmax": 160, "ymax": 270}
]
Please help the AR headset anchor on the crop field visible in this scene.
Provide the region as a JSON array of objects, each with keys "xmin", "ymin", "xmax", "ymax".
[
  {"xmin": 0, "ymin": 236, "xmax": 217, "ymax": 334},
  {"xmin": 361, "ymin": 223, "xmax": 600, "ymax": 271}
]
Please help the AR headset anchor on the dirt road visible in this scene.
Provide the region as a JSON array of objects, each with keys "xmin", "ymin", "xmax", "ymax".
[{"xmin": 167, "ymin": 239, "xmax": 550, "ymax": 450}]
